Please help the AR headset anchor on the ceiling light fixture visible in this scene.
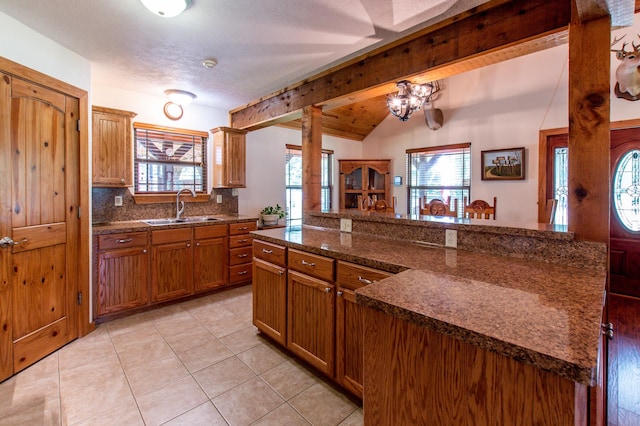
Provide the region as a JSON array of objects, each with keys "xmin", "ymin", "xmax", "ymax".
[
  {"xmin": 202, "ymin": 59, "xmax": 217, "ymax": 69},
  {"xmin": 387, "ymin": 80, "xmax": 429, "ymax": 122},
  {"xmin": 164, "ymin": 89, "xmax": 196, "ymax": 105},
  {"xmin": 140, "ymin": 0, "xmax": 191, "ymax": 17}
]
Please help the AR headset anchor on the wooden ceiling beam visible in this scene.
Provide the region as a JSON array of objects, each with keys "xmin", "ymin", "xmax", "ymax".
[
  {"xmin": 230, "ymin": 0, "xmax": 571, "ymax": 131},
  {"xmin": 572, "ymin": 0, "xmax": 610, "ymax": 22}
]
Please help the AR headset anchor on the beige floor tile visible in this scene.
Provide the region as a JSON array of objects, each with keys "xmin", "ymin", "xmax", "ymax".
[
  {"xmin": 60, "ymin": 373, "xmax": 134, "ymax": 425},
  {"xmin": 289, "ymin": 382, "xmax": 358, "ymax": 426},
  {"xmin": 218, "ymin": 326, "xmax": 262, "ymax": 354},
  {"xmin": 0, "ymin": 396, "xmax": 60, "ymax": 426},
  {"xmin": 0, "ymin": 354, "xmax": 60, "ymax": 418},
  {"xmin": 163, "ymin": 401, "xmax": 228, "ymax": 425},
  {"xmin": 212, "ymin": 377, "xmax": 284, "ymax": 426},
  {"xmin": 105, "ymin": 312, "xmax": 155, "ymax": 338},
  {"xmin": 124, "ymin": 354, "xmax": 189, "ymax": 397},
  {"xmin": 164, "ymin": 325, "xmax": 216, "ymax": 353},
  {"xmin": 136, "ymin": 375, "xmax": 208, "ymax": 426},
  {"xmin": 174, "ymin": 338, "xmax": 234, "ymax": 373},
  {"xmin": 236, "ymin": 342, "xmax": 287, "ymax": 374},
  {"xmin": 338, "ymin": 408, "xmax": 363, "ymax": 426},
  {"xmin": 185, "ymin": 303, "xmax": 235, "ymax": 324},
  {"xmin": 74, "ymin": 397, "xmax": 144, "ymax": 426},
  {"xmin": 260, "ymin": 361, "xmax": 319, "ymax": 401},
  {"xmin": 204, "ymin": 313, "xmax": 252, "ymax": 338},
  {"xmin": 251, "ymin": 403, "xmax": 311, "ymax": 426},
  {"xmin": 59, "ymin": 351, "xmax": 123, "ymax": 394},
  {"xmin": 153, "ymin": 313, "xmax": 201, "ymax": 338},
  {"xmin": 117, "ymin": 337, "xmax": 175, "ymax": 371},
  {"xmin": 192, "ymin": 356, "xmax": 255, "ymax": 399},
  {"xmin": 58, "ymin": 329, "xmax": 117, "ymax": 372},
  {"xmin": 110, "ymin": 326, "xmax": 163, "ymax": 353}
]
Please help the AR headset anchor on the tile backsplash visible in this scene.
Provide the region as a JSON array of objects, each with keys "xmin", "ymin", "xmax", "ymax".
[{"xmin": 92, "ymin": 187, "xmax": 238, "ymax": 223}]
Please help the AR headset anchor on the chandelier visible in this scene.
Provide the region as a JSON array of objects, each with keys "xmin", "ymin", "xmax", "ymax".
[{"xmin": 387, "ymin": 80, "xmax": 441, "ymax": 121}]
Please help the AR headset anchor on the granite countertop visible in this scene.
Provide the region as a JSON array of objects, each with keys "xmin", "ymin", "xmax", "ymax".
[
  {"xmin": 251, "ymin": 225, "xmax": 606, "ymax": 386},
  {"xmin": 92, "ymin": 215, "xmax": 259, "ymax": 234}
]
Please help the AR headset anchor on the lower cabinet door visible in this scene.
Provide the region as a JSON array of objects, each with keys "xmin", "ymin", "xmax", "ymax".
[
  {"xmin": 97, "ymin": 247, "xmax": 149, "ymax": 316},
  {"xmin": 253, "ymin": 258, "xmax": 287, "ymax": 345},
  {"xmin": 151, "ymin": 241, "xmax": 193, "ymax": 302},
  {"xmin": 336, "ymin": 286, "xmax": 364, "ymax": 398},
  {"xmin": 194, "ymin": 237, "xmax": 228, "ymax": 292},
  {"xmin": 287, "ymin": 270, "xmax": 335, "ymax": 376}
]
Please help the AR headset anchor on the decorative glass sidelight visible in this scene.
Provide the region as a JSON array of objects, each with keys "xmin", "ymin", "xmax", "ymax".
[{"xmin": 613, "ymin": 149, "xmax": 640, "ymax": 232}]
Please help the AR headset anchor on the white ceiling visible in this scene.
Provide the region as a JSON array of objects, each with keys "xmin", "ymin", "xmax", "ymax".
[{"xmin": 0, "ymin": 0, "xmax": 489, "ymax": 111}]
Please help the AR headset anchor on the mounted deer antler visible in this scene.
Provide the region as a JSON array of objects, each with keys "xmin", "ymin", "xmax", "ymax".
[{"xmin": 611, "ymin": 34, "xmax": 640, "ymax": 101}]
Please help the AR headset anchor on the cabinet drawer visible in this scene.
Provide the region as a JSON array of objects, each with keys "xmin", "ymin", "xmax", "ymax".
[
  {"xmin": 151, "ymin": 228, "xmax": 192, "ymax": 244},
  {"xmin": 98, "ymin": 231, "xmax": 147, "ymax": 250},
  {"xmin": 230, "ymin": 246, "xmax": 252, "ymax": 265},
  {"xmin": 229, "ymin": 221, "xmax": 257, "ymax": 235},
  {"xmin": 230, "ymin": 235, "xmax": 253, "ymax": 248},
  {"xmin": 289, "ymin": 249, "xmax": 334, "ymax": 282},
  {"xmin": 337, "ymin": 261, "xmax": 393, "ymax": 291},
  {"xmin": 253, "ymin": 240, "xmax": 286, "ymax": 267},
  {"xmin": 230, "ymin": 263, "xmax": 252, "ymax": 283},
  {"xmin": 194, "ymin": 224, "xmax": 227, "ymax": 239}
]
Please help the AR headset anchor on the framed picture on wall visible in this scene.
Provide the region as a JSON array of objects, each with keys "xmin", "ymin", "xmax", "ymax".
[{"xmin": 481, "ymin": 147, "xmax": 525, "ymax": 180}]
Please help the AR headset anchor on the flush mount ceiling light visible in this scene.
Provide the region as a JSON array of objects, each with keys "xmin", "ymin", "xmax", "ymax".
[
  {"xmin": 140, "ymin": 0, "xmax": 191, "ymax": 17},
  {"xmin": 387, "ymin": 80, "xmax": 430, "ymax": 122},
  {"xmin": 202, "ymin": 59, "xmax": 217, "ymax": 69},
  {"xmin": 164, "ymin": 89, "xmax": 196, "ymax": 105}
]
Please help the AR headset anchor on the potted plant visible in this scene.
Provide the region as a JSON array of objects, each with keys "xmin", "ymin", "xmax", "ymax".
[{"xmin": 261, "ymin": 204, "xmax": 286, "ymax": 225}]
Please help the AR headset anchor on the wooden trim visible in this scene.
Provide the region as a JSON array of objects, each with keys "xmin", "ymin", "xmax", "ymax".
[
  {"xmin": 285, "ymin": 144, "xmax": 334, "ymax": 154},
  {"xmin": 92, "ymin": 105, "xmax": 136, "ymax": 118},
  {"xmin": 132, "ymin": 193, "xmax": 211, "ymax": 204},
  {"xmin": 572, "ymin": 0, "xmax": 610, "ymax": 23},
  {"xmin": 406, "ymin": 142, "xmax": 471, "ymax": 154},
  {"xmin": 230, "ymin": 0, "xmax": 571, "ymax": 130},
  {"xmin": 0, "ymin": 56, "xmax": 87, "ymax": 98},
  {"xmin": 134, "ymin": 122, "xmax": 209, "ymax": 138}
]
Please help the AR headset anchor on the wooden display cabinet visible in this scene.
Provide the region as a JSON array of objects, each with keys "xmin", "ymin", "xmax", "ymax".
[
  {"xmin": 92, "ymin": 106, "xmax": 137, "ymax": 187},
  {"xmin": 211, "ymin": 126, "xmax": 248, "ymax": 188},
  {"xmin": 339, "ymin": 159, "xmax": 391, "ymax": 209}
]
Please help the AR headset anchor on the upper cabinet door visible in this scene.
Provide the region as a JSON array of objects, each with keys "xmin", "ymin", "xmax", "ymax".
[
  {"xmin": 211, "ymin": 126, "xmax": 248, "ymax": 188},
  {"xmin": 92, "ymin": 106, "xmax": 136, "ymax": 187}
]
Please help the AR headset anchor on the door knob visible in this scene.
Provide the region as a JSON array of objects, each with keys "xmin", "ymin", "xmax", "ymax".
[{"xmin": 0, "ymin": 236, "xmax": 19, "ymax": 248}]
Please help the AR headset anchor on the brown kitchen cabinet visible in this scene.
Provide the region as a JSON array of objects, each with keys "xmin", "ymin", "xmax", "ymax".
[
  {"xmin": 96, "ymin": 231, "xmax": 149, "ymax": 317},
  {"xmin": 339, "ymin": 159, "xmax": 391, "ymax": 209},
  {"xmin": 92, "ymin": 106, "xmax": 137, "ymax": 187},
  {"xmin": 335, "ymin": 261, "xmax": 393, "ymax": 398},
  {"xmin": 252, "ymin": 240, "xmax": 287, "ymax": 345},
  {"xmin": 151, "ymin": 228, "xmax": 194, "ymax": 302},
  {"xmin": 287, "ymin": 249, "xmax": 336, "ymax": 376},
  {"xmin": 211, "ymin": 126, "xmax": 248, "ymax": 188},
  {"xmin": 228, "ymin": 221, "xmax": 256, "ymax": 284},
  {"xmin": 194, "ymin": 224, "xmax": 229, "ymax": 292}
]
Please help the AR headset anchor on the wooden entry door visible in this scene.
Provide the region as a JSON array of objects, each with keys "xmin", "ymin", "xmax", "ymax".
[
  {"xmin": 610, "ymin": 128, "xmax": 640, "ymax": 298},
  {"xmin": 0, "ymin": 73, "xmax": 80, "ymax": 381}
]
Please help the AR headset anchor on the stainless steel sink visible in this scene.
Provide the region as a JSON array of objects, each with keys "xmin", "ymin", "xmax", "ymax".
[{"xmin": 141, "ymin": 216, "xmax": 221, "ymax": 226}]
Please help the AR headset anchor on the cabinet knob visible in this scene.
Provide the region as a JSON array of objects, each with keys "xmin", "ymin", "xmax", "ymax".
[
  {"xmin": 196, "ymin": 242, "xmax": 200, "ymax": 246},
  {"xmin": 238, "ymin": 254, "xmax": 248, "ymax": 258},
  {"xmin": 186, "ymin": 243, "xmax": 191, "ymax": 248},
  {"xmin": 262, "ymin": 249, "xmax": 273, "ymax": 254},
  {"xmin": 337, "ymin": 291, "xmax": 343, "ymax": 297},
  {"xmin": 324, "ymin": 287, "xmax": 331, "ymax": 293},
  {"xmin": 278, "ymin": 270, "xmax": 284, "ymax": 275},
  {"xmin": 238, "ymin": 239, "xmax": 248, "ymax": 243},
  {"xmin": 357, "ymin": 276, "xmax": 374, "ymax": 284},
  {"xmin": 120, "ymin": 178, "xmax": 125, "ymax": 183},
  {"xmin": 301, "ymin": 260, "xmax": 316, "ymax": 267},
  {"xmin": 238, "ymin": 270, "xmax": 248, "ymax": 275},
  {"xmin": 143, "ymin": 249, "xmax": 147, "ymax": 253}
]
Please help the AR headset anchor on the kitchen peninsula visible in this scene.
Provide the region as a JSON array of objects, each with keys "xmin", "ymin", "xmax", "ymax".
[{"xmin": 251, "ymin": 212, "xmax": 606, "ymax": 425}]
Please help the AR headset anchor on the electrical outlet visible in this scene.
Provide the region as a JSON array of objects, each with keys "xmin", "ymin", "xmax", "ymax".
[
  {"xmin": 232, "ymin": 188, "xmax": 239, "ymax": 196},
  {"xmin": 216, "ymin": 195, "xmax": 223, "ymax": 203},
  {"xmin": 340, "ymin": 218, "xmax": 352, "ymax": 233},
  {"xmin": 445, "ymin": 229, "xmax": 457, "ymax": 248},
  {"xmin": 114, "ymin": 196, "xmax": 123, "ymax": 207}
]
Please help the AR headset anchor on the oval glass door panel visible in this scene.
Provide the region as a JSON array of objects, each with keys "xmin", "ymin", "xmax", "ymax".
[{"xmin": 613, "ymin": 149, "xmax": 640, "ymax": 232}]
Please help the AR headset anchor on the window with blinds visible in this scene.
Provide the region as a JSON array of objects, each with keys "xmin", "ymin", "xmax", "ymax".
[
  {"xmin": 406, "ymin": 143, "xmax": 471, "ymax": 216},
  {"xmin": 133, "ymin": 123, "xmax": 208, "ymax": 193},
  {"xmin": 285, "ymin": 145, "xmax": 333, "ymax": 226}
]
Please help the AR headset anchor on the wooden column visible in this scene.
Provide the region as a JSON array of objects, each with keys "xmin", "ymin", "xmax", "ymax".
[
  {"xmin": 301, "ymin": 105, "xmax": 323, "ymax": 213},
  {"xmin": 568, "ymin": 14, "xmax": 610, "ymax": 243}
]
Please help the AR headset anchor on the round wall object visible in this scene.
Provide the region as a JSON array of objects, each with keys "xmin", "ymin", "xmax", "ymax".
[{"xmin": 163, "ymin": 102, "xmax": 183, "ymax": 120}]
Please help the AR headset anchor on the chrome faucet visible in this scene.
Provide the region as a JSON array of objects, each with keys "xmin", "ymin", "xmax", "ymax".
[{"xmin": 176, "ymin": 188, "xmax": 197, "ymax": 220}]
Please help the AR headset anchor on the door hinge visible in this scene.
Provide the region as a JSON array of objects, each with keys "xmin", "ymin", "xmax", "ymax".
[
  {"xmin": 77, "ymin": 206, "xmax": 82, "ymax": 218},
  {"xmin": 77, "ymin": 119, "xmax": 81, "ymax": 132},
  {"xmin": 77, "ymin": 292, "xmax": 82, "ymax": 305}
]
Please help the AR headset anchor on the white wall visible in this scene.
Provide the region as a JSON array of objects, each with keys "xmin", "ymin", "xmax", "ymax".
[
  {"xmin": 0, "ymin": 11, "xmax": 91, "ymax": 91},
  {"xmin": 239, "ymin": 127, "xmax": 363, "ymax": 216},
  {"xmin": 363, "ymin": 15, "xmax": 640, "ymax": 223}
]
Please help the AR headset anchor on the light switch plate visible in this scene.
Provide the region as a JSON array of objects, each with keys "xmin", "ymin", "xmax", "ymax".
[
  {"xmin": 216, "ymin": 195, "xmax": 223, "ymax": 203},
  {"xmin": 232, "ymin": 188, "xmax": 239, "ymax": 196},
  {"xmin": 340, "ymin": 218, "xmax": 352, "ymax": 233},
  {"xmin": 114, "ymin": 196, "xmax": 123, "ymax": 207},
  {"xmin": 445, "ymin": 229, "xmax": 457, "ymax": 248}
]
